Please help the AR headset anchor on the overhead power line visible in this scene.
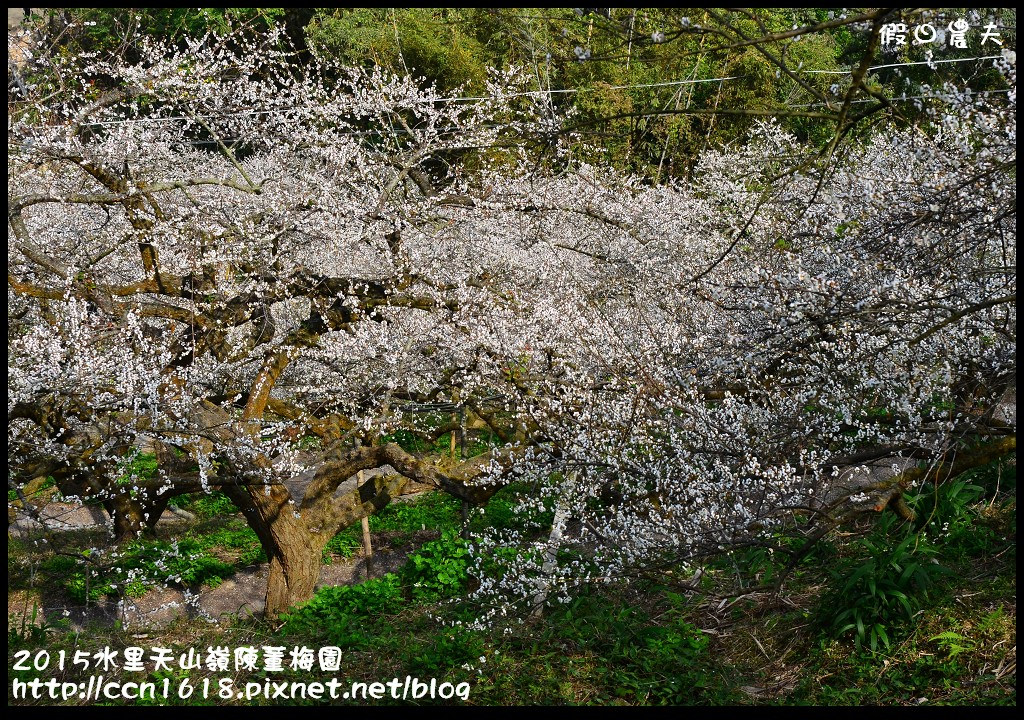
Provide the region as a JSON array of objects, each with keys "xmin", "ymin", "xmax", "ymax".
[
  {"xmin": 803, "ymin": 54, "xmax": 1005, "ymax": 74},
  {"xmin": 12, "ymin": 55, "xmax": 1008, "ymax": 129}
]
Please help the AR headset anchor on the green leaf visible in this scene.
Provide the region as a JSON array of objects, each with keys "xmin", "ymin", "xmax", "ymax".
[
  {"xmin": 895, "ymin": 593, "xmax": 914, "ymax": 617},
  {"xmin": 845, "ymin": 561, "xmax": 874, "ymax": 589},
  {"xmin": 875, "ymin": 624, "xmax": 890, "ymax": 649}
]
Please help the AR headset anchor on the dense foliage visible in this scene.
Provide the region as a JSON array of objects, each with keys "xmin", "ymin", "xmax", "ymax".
[{"xmin": 23, "ymin": 8, "xmax": 1017, "ymax": 176}]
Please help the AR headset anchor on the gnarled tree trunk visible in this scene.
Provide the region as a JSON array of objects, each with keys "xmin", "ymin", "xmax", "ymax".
[
  {"xmin": 223, "ymin": 464, "xmax": 413, "ymax": 617},
  {"xmin": 222, "ymin": 482, "xmax": 327, "ymax": 617}
]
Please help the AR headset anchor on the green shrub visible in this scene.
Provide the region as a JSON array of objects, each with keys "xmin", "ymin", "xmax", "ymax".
[
  {"xmin": 905, "ymin": 454, "xmax": 1016, "ymax": 560},
  {"xmin": 908, "ymin": 476, "xmax": 985, "ymax": 530},
  {"xmin": 618, "ymin": 618, "xmax": 712, "ymax": 704},
  {"xmin": 320, "ymin": 493, "xmax": 462, "ymax": 563},
  {"xmin": 819, "ymin": 526, "xmax": 949, "ymax": 652},
  {"xmin": 470, "ymin": 482, "xmax": 556, "ymax": 534},
  {"xmin": 544, "ymin": 589, "xmax": 714, "ymax": 704},
  {"xmin": 401, "ymin": 529, "xmax": 470, "ymax": 602},
  {"xmin": 200, "ymin": 523, "xmax": 266, "ymax": 565},
  {"xmin": 322, "ymin": 527, "xmax": 361, "ymax": 562},
  {"xmin": 477, "ymin": 492, "xmax": 516, "ymax": 531}
]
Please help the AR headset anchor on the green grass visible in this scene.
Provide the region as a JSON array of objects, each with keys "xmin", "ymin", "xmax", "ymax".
[
  {"xmin": 8, "ymin": 474, "xmax": 59, "ymax": 502},
  {"xmin": 379, "ymin": 416, "xmax": 498, "ymax": 458},
  {"xmin": 169, "ymin": 490, "xmax": 237, "ymax": 518},
  {"xmin": 42, "ymin": 520, "xmax": 264, "ymax": 603},
  {"xmin": 783, "ymin": 452, "xmax": 1016, "ymax": 705},
  {"xmin": 278, "ymin": 576, "xmax": 735, "ymax": 705},
  {"xmin": 370, "ymin": 491, "xmax": 461, "ymax": 534},
  {"xmin": 322, "ymin": 491, "xmax": 462, "ymax": 562},
  {"xmin": 115, "ymin": 450, "xmax": 159, "ymax": 486}
]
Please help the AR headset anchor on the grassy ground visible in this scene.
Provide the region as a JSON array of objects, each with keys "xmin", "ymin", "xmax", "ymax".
[{"xmin": 8, "ymin": 455, "xmax": 1016, "ymax": 705}]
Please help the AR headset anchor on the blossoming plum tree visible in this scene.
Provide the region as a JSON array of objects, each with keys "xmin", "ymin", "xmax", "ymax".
[{"xmin": 8, "ymin": 26, "xmax": 1015, "ymax": 617}]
